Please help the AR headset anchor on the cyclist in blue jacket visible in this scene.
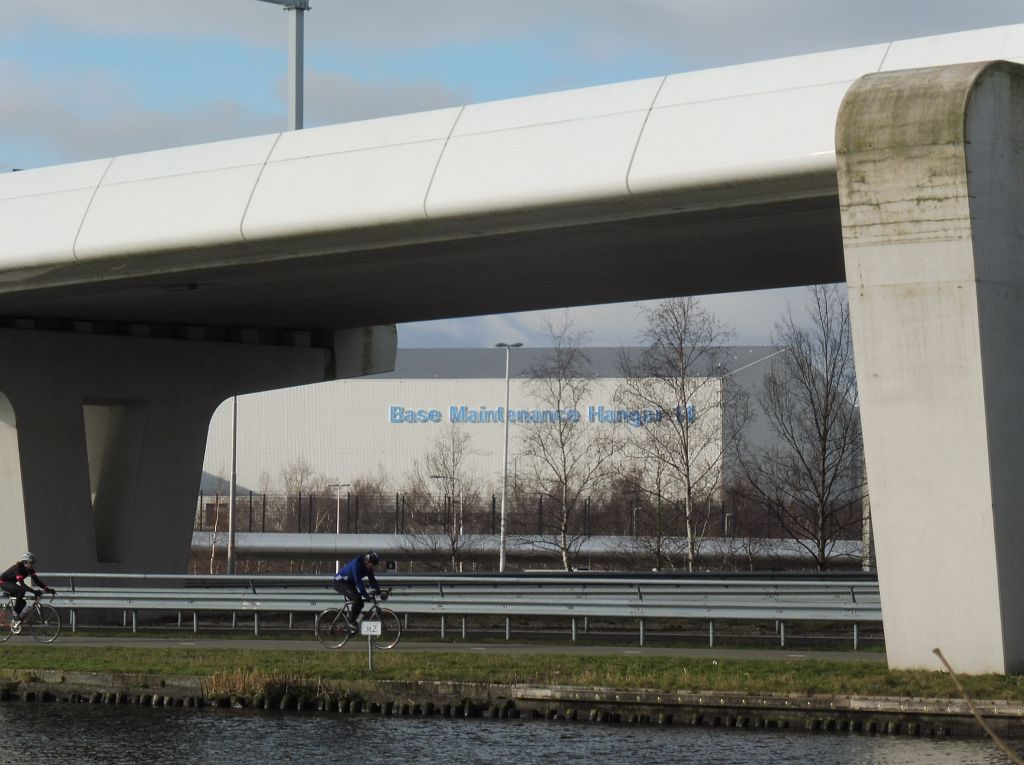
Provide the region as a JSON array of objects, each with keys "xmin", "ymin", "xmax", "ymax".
[{"xmin": 333, "ymin": 551, "xmax": 383, "ymax": 633}]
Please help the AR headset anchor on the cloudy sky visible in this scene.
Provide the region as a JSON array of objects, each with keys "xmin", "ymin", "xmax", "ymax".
[{"xmin": 3, "ymin": 1, "xmax": 1022, "ymax": 348}]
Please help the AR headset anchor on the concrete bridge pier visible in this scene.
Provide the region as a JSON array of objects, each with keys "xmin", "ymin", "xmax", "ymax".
[
  {"xmin": 837, "ymin": 61, "xmax": 1024, "ymax": 673},
  {"xmin": 0, "ymin": 324, "xmax": 395, "ymax": 574}
]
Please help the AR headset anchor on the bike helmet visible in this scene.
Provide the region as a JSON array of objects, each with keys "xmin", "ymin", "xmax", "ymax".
[
  {"xmin": 366, "ymin": 551, "xmax": 380, "ymax": 565},
  {"xmin": 20, "ymin": 552, "xmax": 35, "ymax": 564}
]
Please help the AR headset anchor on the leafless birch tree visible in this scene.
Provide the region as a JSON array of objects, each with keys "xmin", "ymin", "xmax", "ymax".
[
  {"xmin": 617, "ymin": 297, "xmax": 749, "ymax": 571},
  {"xmin": 517, "ymin": 315, "xmax": 621, "ymax": 570}
]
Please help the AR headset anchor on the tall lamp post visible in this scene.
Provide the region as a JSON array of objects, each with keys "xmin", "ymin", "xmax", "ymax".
[
  {"xmin": 226, "ymin": 0, "xmax": 310, "ymax": 576},
  {"xmin": 328, "ymin": 483, "xmax": 350, "ymax": 573},
  {"xmin": 255, "ymin": 0, "xmax": 310, "ymax": 130},
  {"xmin": 227, "ymin": 396, "xmax": 238, "ymax": 574},
  {"xmin": 495, "ymin": 342, "xmax": 522, "ymax": 572}
]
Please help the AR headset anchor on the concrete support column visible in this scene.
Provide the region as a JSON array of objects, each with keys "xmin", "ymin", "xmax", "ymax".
[
  {"xmin": 837, "ymin": 61, "xmax": 1024, "ymax": 673},
  {"xmin": 0, "ymin": 324, "xmax": 395, "ymax": 574}
]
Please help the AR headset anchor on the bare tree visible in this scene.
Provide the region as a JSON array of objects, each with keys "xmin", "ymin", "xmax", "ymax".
[
  {"xmin": 715, "ymin": 487, "xmax": 775, "ymax": 571},
  {"xmin": 401, "ymin": 424, "xmax": 484, "ymax": 571},
  {"xmin": 612, "ymin": 463, "xmax": 684, "ymax": 571},
  {"xmin": 281, "ymin": 457, "xmax": 330, "ymax": 496},
  {"xmin": 341, "ymin": 471, "xmax": 398, "ymax": 536},
  {"xmin": 208, "ymin": 495, "xmax": 222, "ymax": 575},
  {"xmin": 617, "ymin": 297, "xmax": 749, "ymax": 571},
  {"xmin": 517, "ymin": 315, "xmax": 621, "ymax": 570},
  {"xmin": 252, "ymin": 471, "xmax": 283, "ymax": 533},
  {"xmin": 278, "ymin": 457, "xmax": 338, "ymax": 535},
  {"xmin": 741, "ymin": 284, "xmax": 866, "ymax": 570},
  {"xmin": 205, "ymin": 467, "xmax": 230, "ymax": 495}
]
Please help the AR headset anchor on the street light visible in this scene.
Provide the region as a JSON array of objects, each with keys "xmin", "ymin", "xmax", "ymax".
[
  {"xmin": 255, "ymin": 0, "xmax": 310, "ymax": 130},
  {"xmin": 328, "ymin": 483, "xmax": 350, "ymax": 573},
  {"xmin": 224, "ymin": 1, "xmax": 309, "ymax": 573},
  {"xmin": 495, "ymin": 341, "xmax": 523, "ymax": 572}
]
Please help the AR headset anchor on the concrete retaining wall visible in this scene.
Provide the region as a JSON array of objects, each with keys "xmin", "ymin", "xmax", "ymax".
[{"xmin": 0, "ymin": 670, "xmax": 1020, "ymax": 739}]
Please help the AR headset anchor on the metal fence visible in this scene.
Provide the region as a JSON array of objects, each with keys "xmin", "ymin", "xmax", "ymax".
[{"xmin": 194, "ymin": 491, "xmax": 816, "ymax": 539}]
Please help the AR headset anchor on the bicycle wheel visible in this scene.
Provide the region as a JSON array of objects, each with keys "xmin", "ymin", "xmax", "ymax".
[
  {"xmin": 0, "ymin": 607, "xmax": 12, "ymax": 643},
  {"xmin": 371, "ymin": 607, "xmax": 401, "ymax": 650},
  {"xmin": 27, "ymin": 604, "xmax": 60, "ymax": 643},
  {"xmin": 315, "ymin": 608, "xmax": 352, "ymax": 649}
]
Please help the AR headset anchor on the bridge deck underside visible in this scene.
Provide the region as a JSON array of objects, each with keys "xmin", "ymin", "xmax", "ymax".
[{"xmin": 0, "ymin": 196, "xmax": 844, "ymax": 332}]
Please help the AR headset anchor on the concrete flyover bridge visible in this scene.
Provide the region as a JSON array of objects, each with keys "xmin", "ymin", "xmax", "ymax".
[{"xmin": 3, "ymin": 23, "xmax": 1024, "ymax": 672}]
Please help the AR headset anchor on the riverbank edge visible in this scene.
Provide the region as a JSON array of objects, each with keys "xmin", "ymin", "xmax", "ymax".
[{"xmin": 0, "ymin": 668, "xmax": 1020, "ymax": 739}]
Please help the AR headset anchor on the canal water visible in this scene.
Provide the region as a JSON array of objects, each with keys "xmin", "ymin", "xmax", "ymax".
[{"xmin": 3, "ymin": 702, "xmax": 1019, "ymax": 764}]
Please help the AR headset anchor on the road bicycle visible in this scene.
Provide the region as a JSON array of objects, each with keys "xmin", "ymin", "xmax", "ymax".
[
  {"xmin": 0, "ymin": 591, "xmax": 60, "ymax": 643},
  {"xmin": 315, "ymin": 588, "xmax": 400, "ymax": 650}
]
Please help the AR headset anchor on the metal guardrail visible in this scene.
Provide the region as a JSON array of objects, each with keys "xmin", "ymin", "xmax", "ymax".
[{"xmin": 42, "ymin": 571, "xmax": 881, "ymax": 647}]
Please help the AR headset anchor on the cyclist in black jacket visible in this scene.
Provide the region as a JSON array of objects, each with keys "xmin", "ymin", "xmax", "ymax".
[{"xmin": 0, "ymin": 552, "xmax": 54, "ymax": 625}]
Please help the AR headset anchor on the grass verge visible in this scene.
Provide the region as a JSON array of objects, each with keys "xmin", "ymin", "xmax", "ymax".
[{"xmin": 0, "ymin": 643, "xmax": 1022, "ymax": 701}]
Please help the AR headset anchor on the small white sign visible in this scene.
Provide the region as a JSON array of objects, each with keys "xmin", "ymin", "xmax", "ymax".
[{"xmin": 360, "ymin": 620, "xmax": 382, "ymax": 636}]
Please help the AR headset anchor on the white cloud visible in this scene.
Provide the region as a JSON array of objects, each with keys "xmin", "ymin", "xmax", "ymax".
[
  {"xmin": 0, "ymin": 59, "xmax": 279, "ymax": 167},
  {"xmin": 555, "ymin": 0, "xmax": 1024, "ymax": 66},
  {"xmin": 11, "ymin": 1, "xmax": 1023, "ymax": 60},
  {"xmin": 398, "ymin": 287, "xmax": 825, "ymax": 349},
  {"xmin": 0, "ymin": 0, "xmax": 567, "ymax": 49},
  {"xmin": 306, "ymin": 71, "xmax": 469, "ymax": 124},
  {"xmin": 0, "ymin": 1, "xmax": 279, "ymax": 44}
]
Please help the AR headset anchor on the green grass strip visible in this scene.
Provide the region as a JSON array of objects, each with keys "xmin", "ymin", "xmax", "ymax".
[{"xmin": 2, "ymin": 644, "xmax": 1024, "ymax": 701}]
